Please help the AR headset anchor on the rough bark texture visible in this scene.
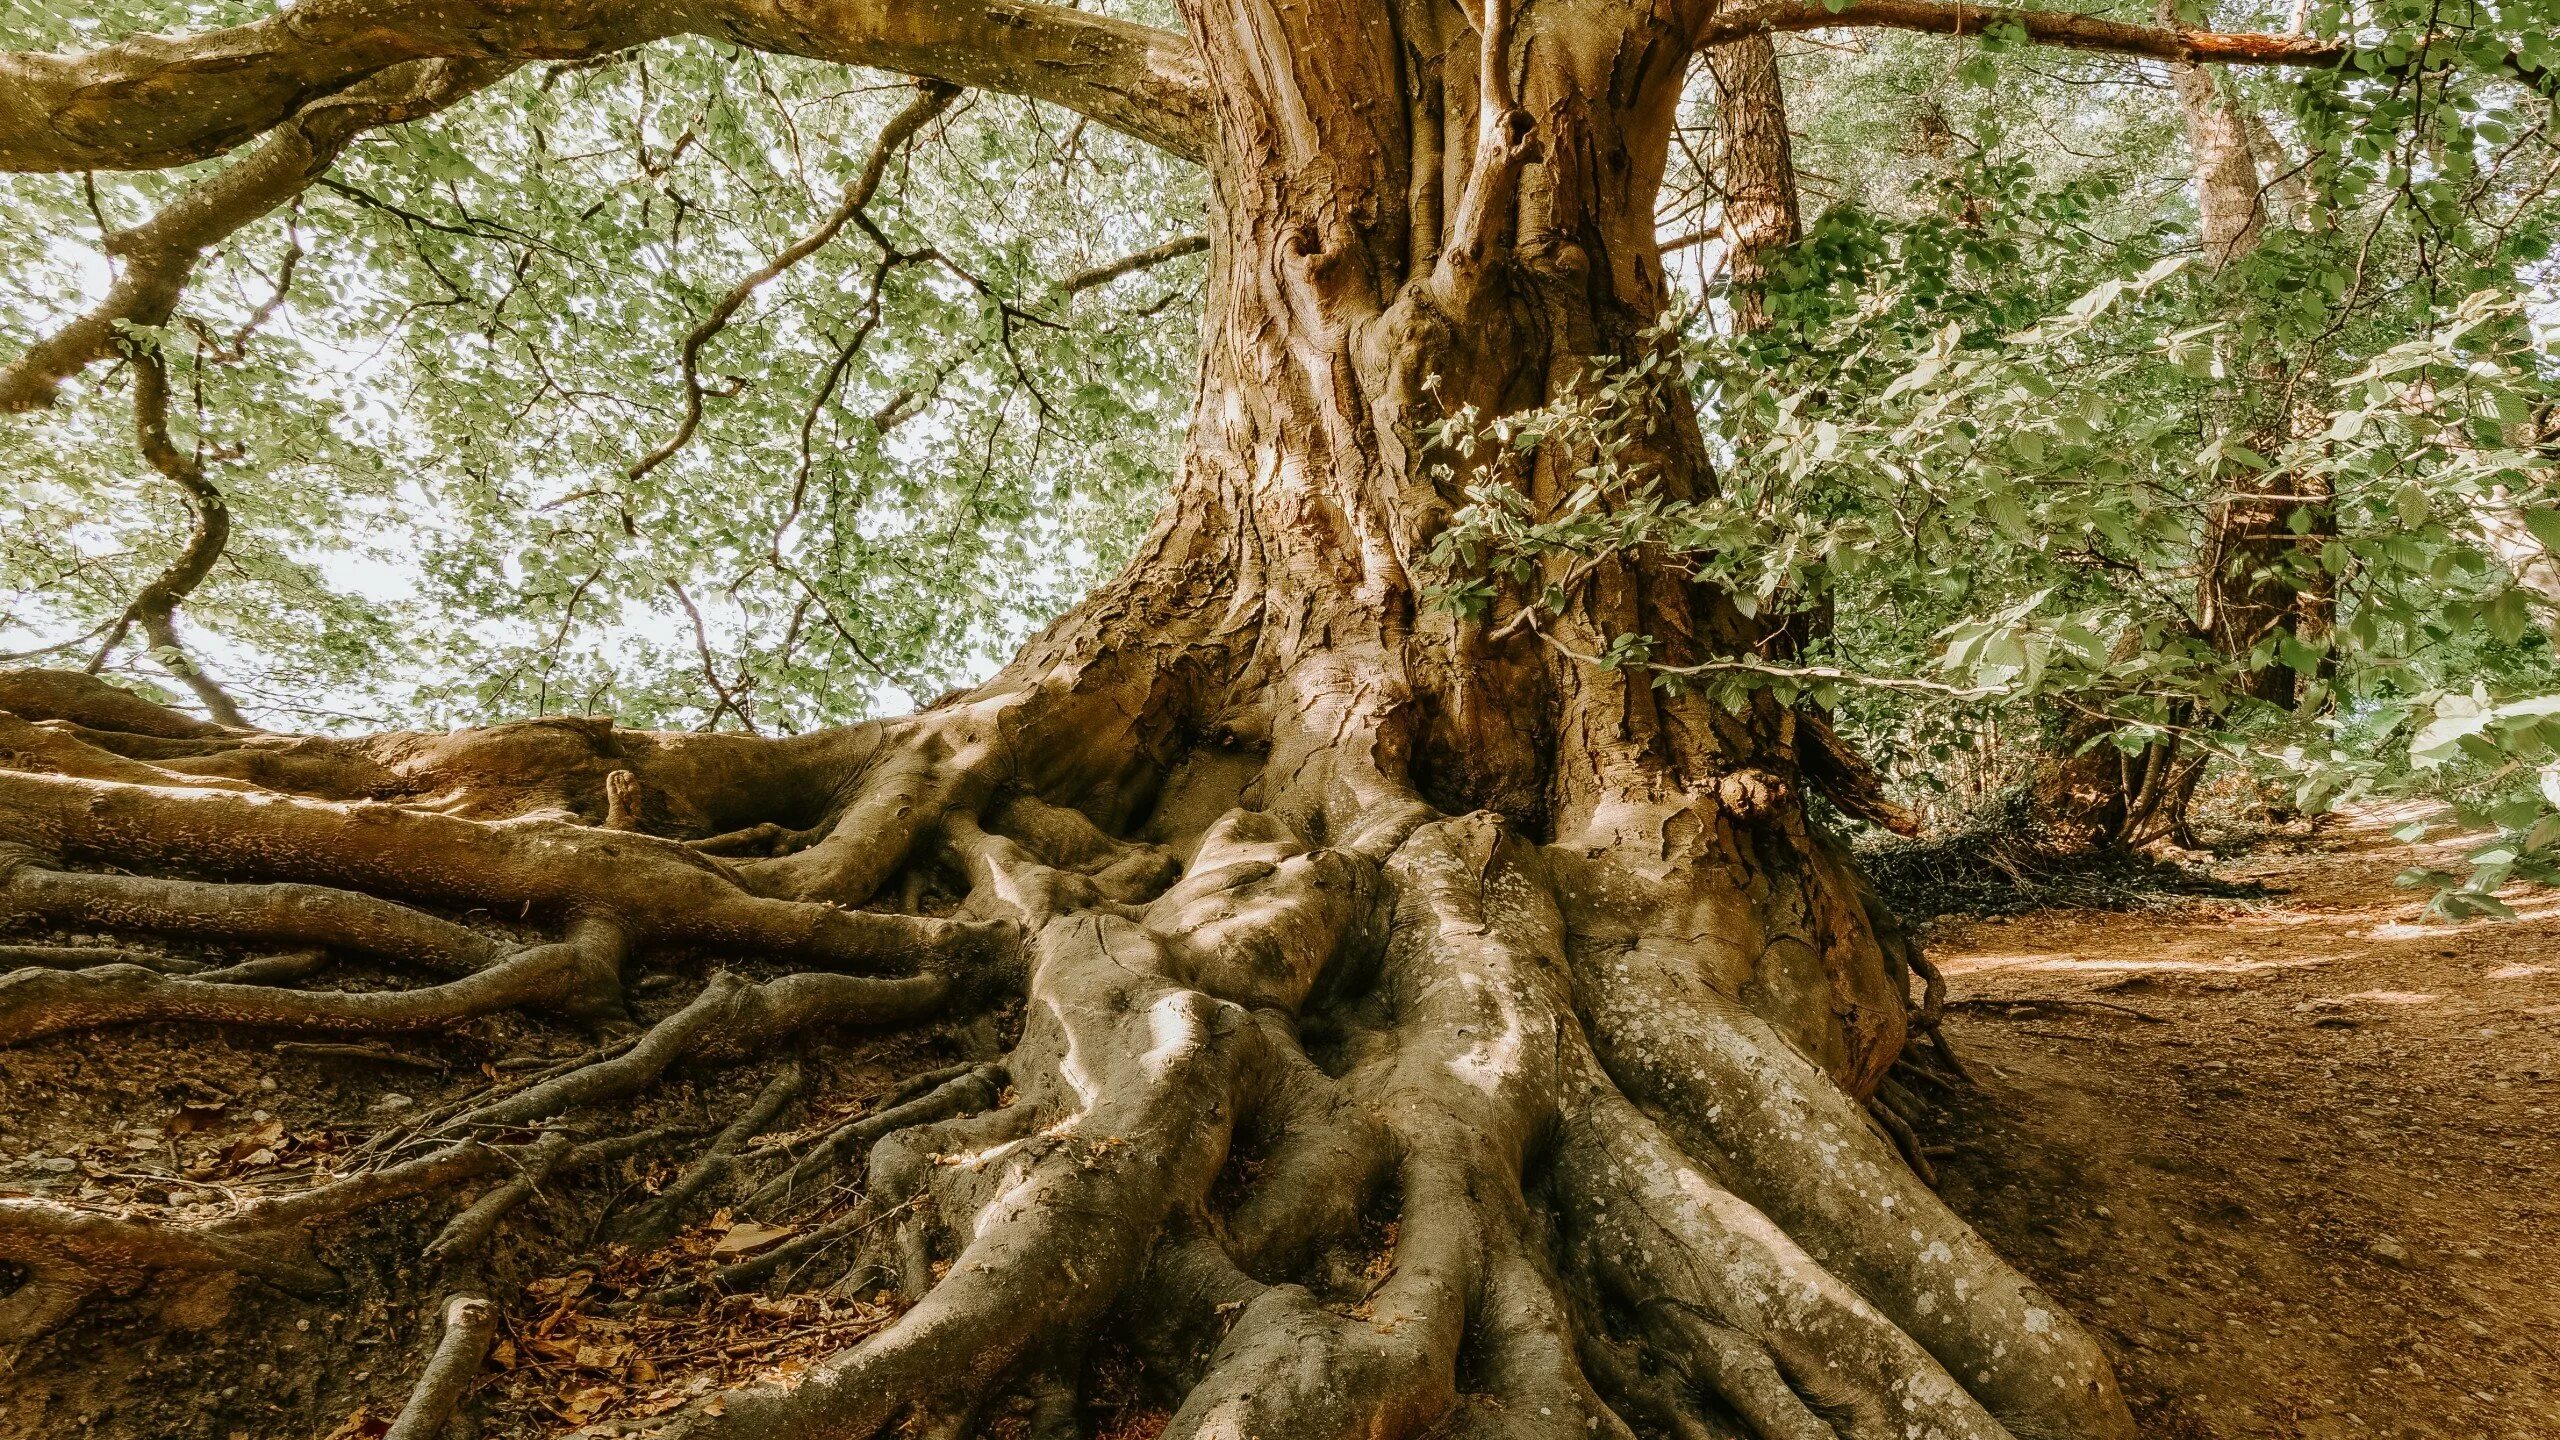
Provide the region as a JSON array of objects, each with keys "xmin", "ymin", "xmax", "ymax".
[
  {"xmin": 1705, "ymin": 34, "xmax": 1803, "ymax": 333},
  {"xmin": 0, "ymin": 2, "xmax": 2155, "ymax": 1438}
]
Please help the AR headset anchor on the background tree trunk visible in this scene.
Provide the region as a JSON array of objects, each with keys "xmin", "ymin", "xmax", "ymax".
[
  {"xmin": 2040, "ymin": 55, "xmax": 2333, "ymax": 850},
  {"xmin": 1706, "ymin": 33, "xmax": 1803, "ymax": 335}
]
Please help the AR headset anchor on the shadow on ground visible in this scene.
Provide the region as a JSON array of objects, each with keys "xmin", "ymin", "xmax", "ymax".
[{"xmin": 1920, "ymin": 804, "xmax": 2560, "ymax": 1440}]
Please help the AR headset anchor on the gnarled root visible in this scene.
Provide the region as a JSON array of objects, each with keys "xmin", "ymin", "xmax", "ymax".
[
  {"xmin": 0, "ymin": 669, "xmax": 2134, "ymax": 1440},
  {"xmin": 0, "ymin": 922, "xmax": 621, "ymax": 1045}
]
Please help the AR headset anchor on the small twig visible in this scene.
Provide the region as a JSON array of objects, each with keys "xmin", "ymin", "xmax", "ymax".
[
  {"xmin": 426, "ymin": 1126, "xmax": 688, "ymax": 1267},
  {"xmin": 611, "ymin": 1058, "xmax": 804, "ymax": 1246},
  {"xmin": 193, "ymin": 949, "xmax": 331, "ymax": 984},
  {"xmin": 424, "ymin": 1133, "xmax": 574, "ymax": 1267},
  {"xmin": 272, "ymin": 1040, "xmax": 450, "ymax": 1070},
  {"xmin": 743, "ymin": 1063, "xmax": 1004, "ymax": 1217}
]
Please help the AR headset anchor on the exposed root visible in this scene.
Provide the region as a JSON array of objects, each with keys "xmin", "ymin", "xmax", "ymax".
[
  {"xmin": 0, "ymin": 769, "xmax": 997, "ymax": 973},
  {"xmin": 611, "ymin": 1058, "xmax": 807, "ymax": 1245},
  {"xmin": 431, "ymin": 970, "xmax": 946, "ymax": 1135},
  {"xmin": 383, "ymin": 1294, "xmax": 497, "ymax": 1440},
  {"xmin": 1, "ymin": 861, "xmax": 503, "ymax": 973},
  {"xmin": 424, "ymin": 1133, "xmax": 579, "ymax": 1268},
  {"xmin": 1567, "ymin": 943, "xmax": 2133, "ymax": 1440},
  {"xmin": 0, "ymin": 919, "xmax": 624, "ymax": 1045},
  {"xmin": 740, "ymin": 1062, "xmax": 1004, "ymax": 1220},
  {"xmin": 427, "ymin": 1127, "xmax": 687, "ymax": 1267},
  {"xmin": 0, "ymin": 1198, "xmax": 340, "ymax": 1312},
  {"xmin": 0, "ymin": 942, "xmax": 206, "ymax": 973},
  {"xmin": 1866, "ymin": 1093, "xmax": 1939, "ymax": 1187},
  {"xmin": 668, "ymin": 1197, "xmax": 909, "ymax": 1302},
  {"xmin": 0, "ymin": 668, "xmax": 2139, "ymax": 1440},
  {"xmin": 1557, "ymin": 1085, "xmax": 2006, "ymax": 1440}
]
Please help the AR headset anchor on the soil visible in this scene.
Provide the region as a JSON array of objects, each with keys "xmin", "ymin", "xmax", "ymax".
[
  {"xmin": 0, "ymin": 944, "xmax": 985, "ymax": 1440},
  {"xmin": 3, "ymin": 802, "xmax": 2551, "ymax": 1439},
  {"xmin": 1921, "ymin": 803, "xmax": 2560, "ymax": 1440}
]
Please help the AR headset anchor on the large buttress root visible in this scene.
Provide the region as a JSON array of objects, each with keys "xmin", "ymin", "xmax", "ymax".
[
  {"xmin": 1563, "ymin": 914, "xmax": 2133, "ymax": 1440},
  {"xmin": 1, "ymin": 665, "xmax": 2133, "ymax": 1440}
]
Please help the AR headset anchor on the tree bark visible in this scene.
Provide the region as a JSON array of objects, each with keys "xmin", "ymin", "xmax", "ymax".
[
  {"xmin": 0, "ymin": 3, "xmax": 2144, "ymax": 1437},
  {"xmin": 2040, "ymin": 54, "xmax": 2332, "ymax": 850},
  {"xmin": 1706, "ymin": 34, "xmax": 1803, "ymax": 334}
]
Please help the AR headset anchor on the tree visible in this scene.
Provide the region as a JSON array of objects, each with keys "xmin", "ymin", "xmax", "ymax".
[
  {"xmin": 0, "ymin": 2, "xmax": 2544, "ymax": 1437},
  {"xmin": 2038, "ymin": 26, "xmax": 2340, "ymax": 850}
]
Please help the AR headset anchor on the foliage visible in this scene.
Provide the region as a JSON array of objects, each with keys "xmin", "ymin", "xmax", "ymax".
[
  {"xmin": 1435, "ymin": 47, "xmax": 2560, "ymax": 910},
  {"xmin": 0, "ymin": 35, "xmax": 1203, "ymax": 728},
  {"xmin": 6, "ymin": 0, "xmax": 2560, "ymax": 902}
]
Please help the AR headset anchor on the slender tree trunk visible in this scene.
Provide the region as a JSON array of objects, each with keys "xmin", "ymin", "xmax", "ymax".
[
  {"xmin": 2043, "ymin": 55, "xmax": 2332, "ymax": 849},
  {"xmin": 1706, "ymin": 33, "xmax": 1802, "ymax": 334}
]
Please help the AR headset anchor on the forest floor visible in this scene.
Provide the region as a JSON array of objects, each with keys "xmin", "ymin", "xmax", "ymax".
[
  {"xmin": 1921, "ymin": 802, "xmax": 2560, "ymax": 1440},
  {"xmin": 4, "ymin": 802, "xmax": 2553, "ymax": 1440}
]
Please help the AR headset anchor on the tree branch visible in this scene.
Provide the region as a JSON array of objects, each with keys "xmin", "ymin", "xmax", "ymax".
[
  {"xmin": 0, "ymin": 58, "xmax": 508, "ymax": 414},
  {"xmin": 1058, "ymin": 234, "xmax": 1209, "ymax": 295},
  {"xmin": 628, "ymin": 79, "xmax": 957, "ymax": 485},
  {"xmin": 1703, "ymin": 0, "xmax": 2351, "ymax": 68},
  {"xmin": 99, "ymin": 346, "xmax": 248, "ymax": 729},
  {"xmin": 0, "ymin": 0, "xmax": 1208, "ymax": 175}
]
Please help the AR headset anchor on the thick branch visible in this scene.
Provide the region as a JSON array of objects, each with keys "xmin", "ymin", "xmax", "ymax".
[
  {"xmin": 1059, "ymin": 234, "xmax": 1209, "ymax": 296},
  {"xmin": 0, "ymin": 0, "xmax": 1208, "ymax": 175},
  {"xmin": 0, "ymin": 58, "xmax": 505, "ymax": 413},
  {"xmin": 95, "ymin": 346, "xmax": 247, "ymax": 728}
]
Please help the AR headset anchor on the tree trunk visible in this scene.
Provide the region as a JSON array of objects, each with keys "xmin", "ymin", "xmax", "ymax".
[
  {"xmin": 1706, "ymin": 34, "xmax": 1803, "ymax": 334},
  {"xmin": 2041, "ymin": 56, "xmax": 2331, "ymax": 850},
  {"xmin": 0, "ymin": 5, "xmax": 2137, "ymax": 1437}
]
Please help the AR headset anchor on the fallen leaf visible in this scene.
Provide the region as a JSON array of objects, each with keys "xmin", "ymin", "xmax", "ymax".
[
  {"xmin": 317, "ymin": 1407, "xmax": 388, "ymax": 1440},
  {"xmin": 710, "ymin": 1222, "xmax": 797, "ymax": 1257},
  {"xmin": 527, "ymin": 1271, "xmax": 594, "ymax": 1300},
  {"xmin": 554, "ymin": 1385, "xmax": 619, "ymax": 1423}
]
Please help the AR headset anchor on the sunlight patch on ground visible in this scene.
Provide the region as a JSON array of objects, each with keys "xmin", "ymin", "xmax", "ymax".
[
  {"xmin": 2366, "ymin": 921, "xmax": 2466, "ymax": 940},
  {"xmin": 1941, "ymin": 952, "xmax": 2334, "ymax": 977}
]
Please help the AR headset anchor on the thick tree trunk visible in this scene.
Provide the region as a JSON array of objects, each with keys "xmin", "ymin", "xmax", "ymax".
[{"xmin": 0, "ymin": 5, "xmax": 2137, "ymax": 1437}]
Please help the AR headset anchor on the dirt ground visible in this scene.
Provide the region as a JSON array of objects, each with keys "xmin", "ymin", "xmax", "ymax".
[
  {"xmin": 1920, "ymin": 803, "xmax": 2560, "ymax": 1440},
  {"xmin": 4, "ymin": 803, "xmax": 2551, "ymax": 1439}
]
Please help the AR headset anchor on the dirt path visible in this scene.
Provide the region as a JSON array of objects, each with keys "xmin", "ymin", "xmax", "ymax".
[{"xmin": 1921, "ymin": 804, "xmax": 2560, "ymax": 1440}]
